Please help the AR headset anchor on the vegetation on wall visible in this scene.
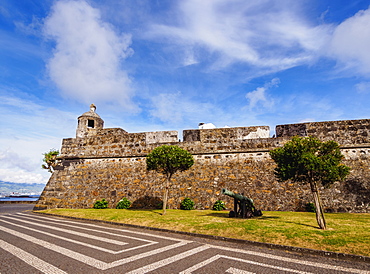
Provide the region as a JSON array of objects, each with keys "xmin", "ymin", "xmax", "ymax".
[
  {"xmin": 41, "ymin": 149, "xmax": 59, "ymax": 173},
  {"xmin": 269, "ymin": 136, "xmax": 350, "ymax": 229}
]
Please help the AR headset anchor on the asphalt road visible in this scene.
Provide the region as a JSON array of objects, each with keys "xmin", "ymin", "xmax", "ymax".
[
  {"xmin": 0, "ymin": 203, "xmax": 35, "ymax": 214},
  {"xmin": 0, "ymin": 204, "xmax": 369, "ymax": 273}
]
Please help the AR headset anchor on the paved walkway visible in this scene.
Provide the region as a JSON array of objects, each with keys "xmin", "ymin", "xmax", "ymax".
[{"xmin": 0, "ymin": 206, "xmax": 369, "ymax": 273}]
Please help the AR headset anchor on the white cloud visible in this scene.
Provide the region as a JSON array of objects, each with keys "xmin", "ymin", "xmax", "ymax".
[
  {"xmin": 44, "ymin": 0, "xmax": 136, "ymax": 110},
  {"xmin": 328, "ymin": 7, "xmax": 370, "ymax": 76},
  {"xmin": 148, "ymin": 90, "xmax": 262, "ymax": 129},
  {"xmin": 15, "ymin": 16, "xmax": 43, "ymax": 36},
  {"xmin": 245, "ymin": 78, "xmax": 280, "ymax": 109},
  {"xmin": 277, "ymin": 93, "xmax": 343, "ymax": 124},
  {"xmin": 0, "ymin": 168, "xmax": 46, "ymax": 185},
  {"xmin": 355, "ymin": 82, "xmax": 370, "ymax": 94},
  {"xmin": 0, "ymin": 92, "xmax": 76, "ymax": 184},
  {"xmin": 149, "ymin": 91, "xmax": 214, "ymax": 124},
  {"xmin": 148, "ymin": 0, "xmax": 331, "ymax": 70},
  {"xmin": 182, "ymin": 48, "xmax": 198, "ymax": 67},
  {"xmin": 0, "ymin": 149, "xmax": 35, "ymax": 172}
]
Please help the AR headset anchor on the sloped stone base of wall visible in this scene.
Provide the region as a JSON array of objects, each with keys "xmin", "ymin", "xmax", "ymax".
[{"xmin": 35, "ymin": 148, "xmax": 370, "ymax": 213}]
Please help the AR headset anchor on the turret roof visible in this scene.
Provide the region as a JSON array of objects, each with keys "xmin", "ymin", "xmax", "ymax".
[{"xmin": 78, "ymin": 104, "xmax": 102, "ymax": 119}]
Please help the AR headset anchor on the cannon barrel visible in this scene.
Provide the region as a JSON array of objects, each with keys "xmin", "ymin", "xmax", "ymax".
[{"xmin": 222, "ymin": 188, "xmax": 253, "ymax": 204}]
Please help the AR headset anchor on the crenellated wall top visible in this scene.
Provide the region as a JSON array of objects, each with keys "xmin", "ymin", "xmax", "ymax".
[{"xmin": 61, "ymin": 108, "xmax": 370, "ymax": 160}]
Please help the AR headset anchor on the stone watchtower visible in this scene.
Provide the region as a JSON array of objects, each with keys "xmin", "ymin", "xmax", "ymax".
[{"xmin": 76, "ymin": 104, "xmax": 104, "ymax": 138}]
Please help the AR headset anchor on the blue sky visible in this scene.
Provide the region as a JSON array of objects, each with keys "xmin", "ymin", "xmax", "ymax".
[{"xmin": 1, "ymin": 0, "xmax": 370, "ymax": 185}]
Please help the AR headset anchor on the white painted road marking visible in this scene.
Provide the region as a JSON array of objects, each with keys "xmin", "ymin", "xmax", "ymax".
[
  {"xmin": 208, "ymin": 245, "xmax": 369, "ymax": 274},
  {"xmin": 226, "ymin": 268, "xmax": 255, "ymax": 274},
  {"xmin": 18, "ymin": 212, "xmax": 190, "ymax": 243},
  {"xmin": 126, "ymin": 245, "xmax": 210, "ymax": 274},
  {"xmin": 1, "ymin": 216, "xmax": 128, "ymax": 246},
  {"xmin": 17, "ymin": 213, "xmax": 156, "ymax": 243},
  {"xmin": 0, "ymin": 220, "xmax": 191, "ymax": 270},
  {"xmin": 0, "ymin": 217, "xmax": 141, "ymax": 254},
  {"xmin": 0, "ymin": 239, "xmax": 67, "ymax": 274},
  {"xmin": 180, "ymin": 254, "xmax": 315, "ymax": 273}
]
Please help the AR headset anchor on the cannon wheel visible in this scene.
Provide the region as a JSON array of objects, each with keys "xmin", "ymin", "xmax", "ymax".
[{"xmin": 245, "ymin": 210, "xmax": 253, "ymax": 218}]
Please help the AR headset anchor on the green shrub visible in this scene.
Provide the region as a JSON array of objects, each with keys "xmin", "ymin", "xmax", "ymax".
[
  {"xmin": 305, "ymin": 202, "xmax": 316, "ymax": 212},
  {"xmin": 212, "ymin": 200, "xmax": 226, "ymax": 211},
  {"xmin": 93, "ymin": 198, "xmax": 108, "ymax": 209},
  {"xmin": 116, "ymin": 197, "xmax": 131, "ymax": 209},
  {"xmin": 180, "ymin": 197, "xmax": 195, "ymax": 210}
]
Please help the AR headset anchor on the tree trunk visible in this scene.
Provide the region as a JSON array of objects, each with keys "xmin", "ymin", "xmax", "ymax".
[
  {"xmin": 316, "ymin": 189, "xmax": 327, "ymax": 228},
  {"xmin": 162, "ymin": 174, "xmax": 171, "ymax": 215},
  {"xmin": 310, "ymin": 180, "xmax": 327, "ymax": 230}
]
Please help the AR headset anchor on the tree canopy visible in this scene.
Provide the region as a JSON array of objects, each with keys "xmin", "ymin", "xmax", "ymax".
[
  {"xmin": 146, "ymin": 145, "xmax": 194, "ymax": 178},
  {"xmin": 146, "ymin": 145, "xmax": 194, "ymax": 215},
  {"xmin": 269, "ymin": 136, "xmax": 350, "ymax": 229}
]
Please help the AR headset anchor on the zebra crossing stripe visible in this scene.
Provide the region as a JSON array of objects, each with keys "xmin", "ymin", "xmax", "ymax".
[
  {"xmin": 0, "ymin": 224, "xmax": 107, "ymax": 269},
  {"xmin": 1, "ymin": 216, "xmax": 127, "ymax": 246},
  {"xmin": 0, "ymin": 217, "xmax": 135, "ymax": 254},
  {"xmin": 209, "ymin": 245, "xmax": 369, "ymax": 274},
  {"xmin": 0, "ymin": 239, "xmax": 67, "ymax": 274},
  {"xmin": 17, "ymin": 213, "xmax": 156, "ymax": 243},
  {"xmin": 180, "ymin": 254, "xmax": 314, "ymax": 274},
  {"xmin": 179, "ymin": 253, "xmax": 219, "ymax": 274},
  {"xmin": 126, "ymin": 245, "xmax": 210, "ymax": 274},
  {"xmin": 20, "ymin": 212, "xmax": 190, "ymax": 242},
  {"xmin": 0, "ymin": 220, "xmax": 191, "ymax": 270},
  {"xmin": 226, "ymin": 268, "xmax": 255, "ymax": 274}
]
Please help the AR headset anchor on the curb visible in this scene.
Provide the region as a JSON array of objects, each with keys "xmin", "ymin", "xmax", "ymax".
[{"xmin": 33, "ymin": 211, "xmax": 370, "ymax": 264}]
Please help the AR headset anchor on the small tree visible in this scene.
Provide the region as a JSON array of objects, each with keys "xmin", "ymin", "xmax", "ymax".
[
  {"xmin": 41, "ymin": 149, "xmax": 59, "ymax": 173},
  {"xmin": 269, "ymin": 136, "xmax": 350, "ymax": 229},
  {"xmin": 146, "ymin": 145, "xmax": 194, "ymax": 215}
]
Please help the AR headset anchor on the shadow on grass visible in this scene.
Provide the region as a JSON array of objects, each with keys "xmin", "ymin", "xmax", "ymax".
[
  {"xmin": 125, "ymin": 208, "xmax": 163, "ymax": 215},
  {"xmin": 284, "ymin": 221, "xmax": 319, "ymax": 229},
  {"xmin": 204, "ymin": 212, "xmax": 320, "ymax": 229},
  {"xmin": 256, "ymin": 216, "xmax": 280, "ymax": 220},
  {"xmin": 204, "ymin": 212, "xmax": 229, "ymax": 218},
  {"xmin": 204, "ymin": 212, "xmax": 280, "ymax": 220},
  {"xmin": 151, "ymin": 210, "xmax": 163, "ymax": 215}
]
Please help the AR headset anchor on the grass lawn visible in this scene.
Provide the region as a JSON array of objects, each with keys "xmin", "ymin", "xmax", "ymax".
[{"xmin": 39, "ymin": 209, "xmax": 370, "ymax": 257}]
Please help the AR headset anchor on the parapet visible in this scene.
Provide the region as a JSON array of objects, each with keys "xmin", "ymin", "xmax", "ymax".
[
  {"xmin": 183, "ymin": 126, "xmax": 270, "ymax": 142},
  {"xmin": 60, "ymin": 128, "xmax": 179, "ymax": 158},
  {"xmin": 276, "ymin": 119, "xmax": 370, "ymax": 145},
  {"xmin": 69, "ymin": 105, "xmax": 370, "ymax": 157},
  {"xmin": 146, "ymin": 131, "xmax": 178, "ymax": 144}
]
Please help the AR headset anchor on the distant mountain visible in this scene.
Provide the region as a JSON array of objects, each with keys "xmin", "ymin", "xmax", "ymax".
[{"xmin": 0, "ymin": 181, "xmax": 46, "ymax": 195}]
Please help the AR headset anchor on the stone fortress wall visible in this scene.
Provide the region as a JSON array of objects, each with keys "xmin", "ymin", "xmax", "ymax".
[{"xmin": 35, "ymin": 105, "xmax": 370, "ymax": 213}]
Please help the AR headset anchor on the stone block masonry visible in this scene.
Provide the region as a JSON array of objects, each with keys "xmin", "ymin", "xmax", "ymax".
[{"xmin": 35, "ymin": 106, "xmax": 370, "ymax": 213}]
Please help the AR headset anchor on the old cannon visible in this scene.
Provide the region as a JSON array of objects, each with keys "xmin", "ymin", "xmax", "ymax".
[{"xmin": 222, "ymin": 188, "xmax": 262, "ymax": 218}]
